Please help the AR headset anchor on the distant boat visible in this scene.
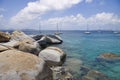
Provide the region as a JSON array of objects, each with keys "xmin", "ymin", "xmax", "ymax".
[
  {"xmin": 113, "ymin": 27, "xmax": 119, "ymax": 34},
  {"xmin": 54, "ymin": 23, "xmax": 63, "ymax": 35},
  {"xmin": 84, "ymin": 31, "xmax": 91, "ymax": 34},
  {"xmin": 97, "ymin": 26, "xmax": 102, "ymax": 33},
  {"xmin": 84, "ymin": 23, "xmax": 91, "ymax": 34},
  {"xmin": 113, "ymin": 31, "xmax": 119, "ymax": 34}
]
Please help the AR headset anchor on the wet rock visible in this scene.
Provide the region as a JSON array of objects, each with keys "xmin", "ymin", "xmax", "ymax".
[
  {"xmin": 37, "ymin": 35, "xmax": 63, "ymax": 46},
  {"xmin": 32, "ymin": 35, "xmax": 44, "ymax": 41},
  {"xmin": 0, "ymin": 50, "xmax": 53, "ymax": 80},
  {"xmin": 46, "ymin": 35, "xmax": 63, "ymax": 44},
  {"xmin": 97, "ymin": 53, "xmax": 120, "ymax": 62},
  {"xmin": 11, "ymin": 31, "xmax": 35, "ymax": 41},
  {"xmin": 48, "ymin": 35, "xmax": 63, "ymax": 43},
  {"xmin": 0, "ymin": 32, "xmax": 11, "ymax": 42},
  {"xmin": 65, "ymin": 58, "xmax": 83, "ymax": 73},
  {"xmin": 39, "ymin": 47, "xmax": 66, "ymax": 66},
  {"xmin": 80, "ymin": 66, "xmax": 91, "ymax": 77},
  {"xmin": 82, "ymin": 70, "xmax": 111, "ymax": 80},
  {"xmin": 52, "ymin": 66, "xmax": 73, "ymax": 80},
  {"xmin": 37, "ymin": 40, "xmax": 47, "ymax": 49}
]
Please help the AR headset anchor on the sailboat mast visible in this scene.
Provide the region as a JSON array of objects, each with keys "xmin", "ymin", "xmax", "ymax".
[
  {"xmin": 87, "ymin": 23, "xmax": 89, "ymax": 31},
  {"xmin": 39, "ymin": 22, "xmax": 41, "ymax": 34},
  {"xmin": 57, "ymin": 23, "xmax": 59, "ymax": 32}
]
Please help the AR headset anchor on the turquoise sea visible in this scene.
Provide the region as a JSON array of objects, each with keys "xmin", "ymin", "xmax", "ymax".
[
  {"xmin": 56, "ymin": 31, "xmax": 120, "ymax": 80},
  {"xmin": 4, "ymin": 30, "xmax": 120, "ymax": 80}
]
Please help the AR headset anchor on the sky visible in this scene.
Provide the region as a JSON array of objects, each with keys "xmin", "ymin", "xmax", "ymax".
[{"xmin": 0, "ymin": 0, "xmax": 120, "ymax": 30}]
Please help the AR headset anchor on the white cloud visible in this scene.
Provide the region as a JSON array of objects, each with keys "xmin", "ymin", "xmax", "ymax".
[
  {"xmin": 10, "ymin": 0, "xmax": 82, "ymax": 25},
  {"xmin": 41, "ymin": 12, "xmax": 120, "ymax": 30},
  {"xmin": 85, "ymin": 0, "xmax": 93, "ymax": 3}
]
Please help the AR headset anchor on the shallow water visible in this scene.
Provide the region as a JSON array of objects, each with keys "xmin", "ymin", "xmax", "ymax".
[
  {"xmin": 3, "ymin": 30, "xmax": 120, "ymax": 80},
  {"xmin": 56, "ymin": 31, "xmax": 120, "ymax": 80}
]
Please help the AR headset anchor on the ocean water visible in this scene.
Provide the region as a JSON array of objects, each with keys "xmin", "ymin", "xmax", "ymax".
[
  {"xmin": 3, "ymin": 30, "xmax": 120, "ymax": 80},
  {"xmin": 55, "ymin": 31, "xmax": 120, "ymax": 80}
]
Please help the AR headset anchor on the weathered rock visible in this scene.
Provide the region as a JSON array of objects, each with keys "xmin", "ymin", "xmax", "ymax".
[
  {"xmin": 46, "ymin": 35, "xmax": 63, "ymax": 44},
  {"xmin": 11, "ymin": 31, "xmax": 35, "ymax": 41},
  {"xmin": 37, "ymin": 35, "xmax": 63, "ymax": 46},
  {"xmin": 0, "ymin": 45, "xmax": 9, "ymax": 52},
  {"xmin": 52, "ymin": 66, "xmax": 73, "ymax": 80},
  {"xmin": 0, "ymin": 32, "xmax": 11, "ymax": 42},
  {"xmin": 37, "ymin": 40, "xmax": 47, "ymax": 49},
  {"xmin": 96, "ymin": 53, "xmax": 120, "ymax": 62},
  {"xmin": 48, "ymin": 35, "xmax": 63, "ymax": 42},
  {"xmin": 39, "ymin": 47, "xmax": 66, "ymax": 66},
  {"xmin": 32, "ymin": 35, "xmax": 44, "ymax": 41},
  {"xmin": 82, "ymin": 70, "xmax": 111, "ymax": 80},
  {"xmin": 0, "ymin": 50, "xmax": 53, "ymax": 80},
  {"xmin": 16, "ymin": 40, "xmax": 41, "ymax": 55},
  {"xmin": 0, "ymin": 40, "xmax": 19, "ymax": 47}
]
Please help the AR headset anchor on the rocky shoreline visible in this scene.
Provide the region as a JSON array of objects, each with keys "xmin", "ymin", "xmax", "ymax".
[
  {"xmin": 0, "ymin": 30, "xmax": 119, "ymax": 80},
  {"xmin": 0, "ymin": 30, "xmax": 73, "ymax": 80}
]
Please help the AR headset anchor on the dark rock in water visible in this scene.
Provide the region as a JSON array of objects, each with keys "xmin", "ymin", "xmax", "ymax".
[
  {"xmin": 51, "ymin": 66, "xmax": 73, "ymax": 80},
  {"xmin": 37, "ymin": 40, "xmax": 47, "ymax": 49},
  {"xmin": 0, "ymin": 32, "xmax": 11, "ymax": 42},
  {"xmin": 80, "ymin": 66, "xmax": 91, "ymax": 77},
  {"xmin": 35, "ymin": 34, "xmax": 63, "ymax": 44},
  {"xmin": 82, "ymin": 70, "xmax": 111, "ymax": 80},
  {"xmin": 48, "ymin": 35, "xmax": 63, "ymax": 42},
  {"xmin": 96, "ymin": 53, "xmax": 120, "ymax": 63},
  {"xmin": 32, "ymin": 35, "xmax": 44, "ymax": 41}
]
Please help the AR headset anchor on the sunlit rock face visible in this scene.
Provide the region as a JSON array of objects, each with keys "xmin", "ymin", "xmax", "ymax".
[
  {"xmin": 39, "ymin": 47, "xmax": 66, "ymax": 66},
  {"xmin": 11, "ymin": 31, "xmax": 35, "ymax": 41},
  {"xmin": 0, "ymin": 50, "xmax": 53, "ymax": 80}
]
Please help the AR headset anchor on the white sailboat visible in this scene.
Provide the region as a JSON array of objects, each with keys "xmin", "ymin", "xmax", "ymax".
[
  {"xmin": 97, "ymin": 26, "xmax": 102, "ymax": 33},
  {"xmin": 84, "ymin": 24, "xmax": 91, "ymax": 34},
  {"xmin": 113, "ymin": 27, "xmax": 119, "ymax": 34},
  {"xmin": 54, "ymin": 23, "xmax": 62, "ymax": 35},
  {"xmin": 113, "ymin": 31, "xmax": 119, "ymax": 34}
]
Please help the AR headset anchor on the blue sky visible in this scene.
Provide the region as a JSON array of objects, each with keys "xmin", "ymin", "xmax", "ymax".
[{"xmin": 0, "ymin": 0, "xmax": 120, "ymax": 30}]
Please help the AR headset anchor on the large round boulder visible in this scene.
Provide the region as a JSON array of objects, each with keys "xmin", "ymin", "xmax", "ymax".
[
  {"xmin": 0, "ymin": 50, "xmax": 53, "ymax": 80},
  {"xmin": 39, "ymin": 47, "xmax": 66, "ymax": 66},
  {"xmin": 0, "ymin": 32, "xmax": 11, "ymax": 42},
  {"xmin": 96, "ymin": 53, "xmax": 120, "ymax": 62}
]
